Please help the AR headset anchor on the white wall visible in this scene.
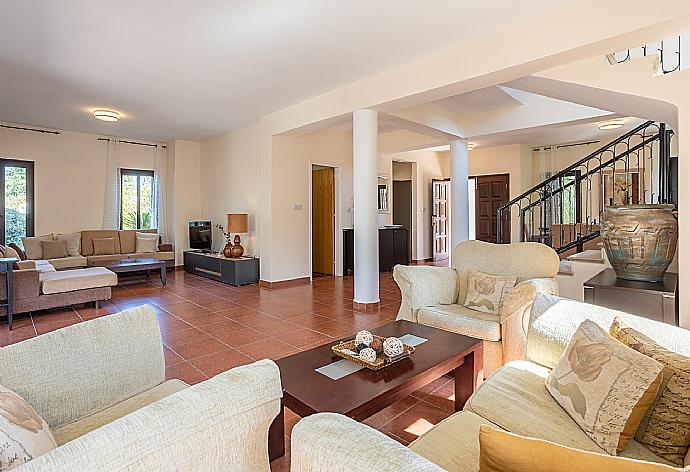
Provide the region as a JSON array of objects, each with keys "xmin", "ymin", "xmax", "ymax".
[
  {"xmin": 200, "ymin": 122, "xmax": 261, "ymax": 255},
  {"xmin": 0, "ymin": 126, "xmax": 158, "ymax": 235},
  {"xmin": 168, "ymin": 140, "xmax": 202, "ymax": 264}
]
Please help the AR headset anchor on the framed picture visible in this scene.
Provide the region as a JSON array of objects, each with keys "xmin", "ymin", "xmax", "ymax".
[{"xmin": 602, "ymin": 168, "xmax": 644, "ymax": 207}]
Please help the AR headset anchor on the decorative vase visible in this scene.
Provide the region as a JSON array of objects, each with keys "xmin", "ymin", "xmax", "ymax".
[
  {"xmin": 230, "ymin": 234, "xmax": 244, "ymax": 258},
  {"xmin": 600, "ymin": 204, "xmax": 677, "ymax": 282},
  {"xmin": 223, "ymin": 241, "xmax": 234, "ymax": 258}
]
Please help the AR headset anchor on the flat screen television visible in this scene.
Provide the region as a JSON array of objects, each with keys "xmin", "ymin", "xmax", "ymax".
[{"xmin": 189, "ymin": 221, "xmax": 212, "ymax": 251}]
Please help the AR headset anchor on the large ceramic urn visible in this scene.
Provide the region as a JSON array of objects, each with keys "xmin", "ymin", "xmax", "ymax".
[{"xmin": 600, "ymin": 204, "xmax": 677, "ymax": 282}]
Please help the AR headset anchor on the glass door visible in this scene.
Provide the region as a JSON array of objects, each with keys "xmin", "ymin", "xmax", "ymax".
[{"xmin": 0, "ymin": 159, "xmax": 35, "ymax": 246}]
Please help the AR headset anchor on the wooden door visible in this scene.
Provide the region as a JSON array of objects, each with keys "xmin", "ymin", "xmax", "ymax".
[
  {"xmin": 432, "ymin": 179, "xmax": 450, "ymax": 261},
  {"xmin": 312, "ymin": 168, "xmax": 335, "ymax": 274},
  {"xmin": 393, "ymin": 180, "xmax": 413, "ymax": 259},
  {"xmin": 475, "ymin": 174, "xmax": 509, "ymax": 243}
]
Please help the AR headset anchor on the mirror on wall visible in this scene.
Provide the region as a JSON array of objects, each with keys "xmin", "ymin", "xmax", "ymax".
[{"xmin": 378, "ymin": 175, "xmax": 390, "ymax": 213}]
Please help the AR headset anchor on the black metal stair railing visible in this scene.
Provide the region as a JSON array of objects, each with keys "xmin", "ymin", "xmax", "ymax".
[{"xmin": 497, "ymin": 121, "xmax": 674, "ymax": 254}]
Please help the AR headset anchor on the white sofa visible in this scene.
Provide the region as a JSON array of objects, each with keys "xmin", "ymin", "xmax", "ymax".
[
  {"xmin": 393, "ymin": 240, "xmax": 560, "ymax": 376},
  {"xmin": 292, "ymin": 294, "xmax": 690, "ymax": 471},
  {"xmin": 1, "ymin": 305, "xmax": 282, "ymax": 471}
]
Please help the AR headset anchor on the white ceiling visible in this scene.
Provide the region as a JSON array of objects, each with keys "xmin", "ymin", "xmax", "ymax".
[
  {"xmin": 433, "ymin": 86, "xmax": 525, "ymax": 115},
  {"xmin": 0, "ymin": 0, "xmax": 562, "ymax": 141}
]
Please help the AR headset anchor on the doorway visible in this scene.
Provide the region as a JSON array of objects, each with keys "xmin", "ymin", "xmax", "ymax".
[
  {"xmin": 432, "ymin": 179, "xmax": 450, "ymax": 261},
  {"xmin": 392, "ymin": 161, "xmax": 413, "ymax": 260},
  {"xmin": 473, "ymin": 173, "xmax": 510, "ymax": 243},
  {"xmin": 312, "ymin": 165, "xmax": 335, "ymax": 275},
  {"xmin": 0, "ymin": 159, "xmax": 34, "ymax": 246}
]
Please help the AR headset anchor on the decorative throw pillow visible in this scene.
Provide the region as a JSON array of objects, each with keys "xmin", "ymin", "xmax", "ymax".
[
  {"xmin": 610, "ymin": 317, "xmax": 690, "ymax": 465},
  {"xmin": 55, "ymin": 232, "xmax": 81, "ymax": 257},
  {"xmin": 478, "ymin": 425, "xmax": 687, "ymax": 472},
  {"xmin": 39, "ymin": 240, "xmax": 68, "ymax": 260},
  {"xmin": 20, "ymin": 234, "xmax": 53, "ymax": 260},
  {"xmin": 3, "ymin": 246, "xmax": 20, "ymax": 261},
  {"xmin": 92, "ymin": 237, "xmax": 115, "ymax": 256},
  {"xmin": 0, "ymin": 384, "xmax": 56, "ymax": 469},
  {"xmin": 546, "ymin": 319, "xmax": 664, "ymax": 455},
  {"xmin": 135, "ymin": 232, "xmax": 158, "ymax": 253},
  {"xmin": 463, "ymin": 271, "xmax": 517, "ymax": 314},
  {"xmin": 8, "ymin": 244, "xmax": 25, "ymax": 261}
]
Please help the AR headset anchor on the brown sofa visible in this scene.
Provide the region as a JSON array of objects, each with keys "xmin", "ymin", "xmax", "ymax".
[
  {"xmin": 0, "ymin": 262, "xmax": 117, "ymax": 317},
  {"xmin": 20, "ymin": 229, "xmax": 174, "ymax": 270}
]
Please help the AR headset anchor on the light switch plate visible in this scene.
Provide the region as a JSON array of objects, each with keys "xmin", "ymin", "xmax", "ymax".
[{"xmin": 293, "ymin": 203, "xmax": 303, "ymax": 210}]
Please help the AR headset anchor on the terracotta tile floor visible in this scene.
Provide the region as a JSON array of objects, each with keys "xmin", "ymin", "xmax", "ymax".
[{"xmin": 0, "ymin": 269, "xmax": 456, "ymax": 471}]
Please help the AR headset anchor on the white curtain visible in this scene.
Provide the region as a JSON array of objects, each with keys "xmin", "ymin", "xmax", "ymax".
[
  {"xmin": 151, "ymin": 144, "xmax": 168, "ymax": 242},
  {"xmin": 102, "ymin": 138, "xmax": 120, "ymax": 229}
]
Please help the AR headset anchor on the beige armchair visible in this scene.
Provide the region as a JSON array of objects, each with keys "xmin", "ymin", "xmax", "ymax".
[{"xmin": 393, "ymin": 240, "xmax": 559, "ymax": 377}]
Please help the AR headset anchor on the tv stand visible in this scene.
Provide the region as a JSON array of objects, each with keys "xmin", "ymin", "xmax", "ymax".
[{"xmin": 183, "ymin": 250, "xmax": 259, "ymax": 286}]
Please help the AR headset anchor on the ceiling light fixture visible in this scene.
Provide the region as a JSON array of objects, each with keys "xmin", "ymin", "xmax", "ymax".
[
  {"xmin": 598, "ymin": 119, "xmax": 624, "ymax": 130},
  {"xmin": 467, "ymin": 142, "xmax": 476, "ymax": 150},
  {"xmin": 94, "ymin": 110, "xmax": 120, "ymax": 122}
]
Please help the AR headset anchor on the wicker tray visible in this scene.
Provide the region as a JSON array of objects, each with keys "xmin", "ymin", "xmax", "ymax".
[{"xmin": 332, "ymin": 335, "xmax": 415, "ymax": 371}]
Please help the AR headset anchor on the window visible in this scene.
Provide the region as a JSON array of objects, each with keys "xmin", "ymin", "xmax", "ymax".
[
  {"xmin": 560, "ymin": 170, "xmax": 581, "ymax": 225},
  {"xmin": 1, "ymin": 159, "xmax": 34, "ymax": 246},
  {"xmin": 120, "ymin": 169, "xmax": 153, "ymax": 230}
]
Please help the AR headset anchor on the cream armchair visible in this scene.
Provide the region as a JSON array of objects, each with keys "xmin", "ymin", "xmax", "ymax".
[{"xmin": 393, "ymin": 240, "xmax": 559, "ymax": 376}]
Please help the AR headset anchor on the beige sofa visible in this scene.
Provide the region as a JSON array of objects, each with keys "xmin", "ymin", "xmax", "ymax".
[
  {"xmin": 393, "ymin": 240, "xmax": 560, "ymax": 377},
  {"xmin": 20, "ymin": 229, "xmax": 174, "ymax": 270},
  {"xmin": 5, "ymin": 304, "xmax": 282, "ymax": 471},
  {"xmin": 291, "ymin": 294, "xmax": 690, "ymax": 471}
]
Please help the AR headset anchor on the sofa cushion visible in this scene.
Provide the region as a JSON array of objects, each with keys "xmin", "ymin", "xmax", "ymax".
[
  {"xmin": 136, "ymin": 232, "xmax": 159, "ymax": 253},
  {"xmin": 464, "ymin": 361, "xmax": 672, "ymax": 464},
  {"xmin": 611, "ymin": 318, "xmax": 690, "ymax": 465},
  {"xmin": 21, "ymin": 234, "xmax": 54, "ymax": 260},
  {"xmin": 418, "ymin": 305, "xmax": 501, "ymax": 341},
  {"xmin": 126, "ymin": 251, "xmax": 175, "ymax": 262},
  {"xmin": 478, "ymin": 426, "xmax": 683, "ymax": 472},
  {"xmin": 41, "ymin": 240, "xmax": 68, "ymax": 260},
  {"xmin": 81, "ymin": 230, "xmax": 121, "ymax": 256},
  {"xmin": 55, "ymin": 232, "xmax": 81, "ymax": 257},
  {"xmin": 463, "ymin": 271, "xmax": 516, "ymax": 315},
  {"xmin": 0, "ymin": 384, "xmax": 57, "ymax": 467},
  {"xmin": 119, "ymin": 229, "xmax": 157, "ymax": 254},
  {"xmin": 3, "ymin": 244, "xmax": 21, "ymax": 261},
  {"xmin": 47, "ymin": 256, "xmax": 87, "ymax": 270},
  {"xmin": 92, "ymin": 237, "xmax": 116, "ymax": 256},
  {"xmin": 40, "ymin": 267, "xmax": 117, "ymax": 295},
  {"xmin": 53, "ymin": 379, "xmax": 188, "ymax": 445},
  {"xmin": 409, "ymin": 411, "xmax": 500, "ymax": 472},
  {"xmin": 527, "ymin": 294, "xmax": 690, "ymax": 370},
  {"xmin": 86, "ymin": 254, "xmax": 126, "ymax": 265},
  {"xmin": 546, "ymin": 320, "xmax": 663, "ymax": 455}
]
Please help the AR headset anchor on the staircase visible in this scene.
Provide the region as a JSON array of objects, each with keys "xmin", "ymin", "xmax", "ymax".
[{"xmin": 497, "ymin": 120, "xmax": 674, "ymax": 254}]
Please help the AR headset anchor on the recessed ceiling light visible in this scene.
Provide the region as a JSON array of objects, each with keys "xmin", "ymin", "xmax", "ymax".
[
  {"xmin": 94, "ymin": 110, "xmax": 120, "ymax": 122},
  {"xmin": 467, "ymin": 142, "xmax": 476, "ymax": 150},
  {"xmin": 598, "ymin": 119, "xmax": 624, "ymax": 130}
]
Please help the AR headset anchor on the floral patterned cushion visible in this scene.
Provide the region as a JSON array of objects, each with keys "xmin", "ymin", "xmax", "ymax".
[
  {"xmin": 0, "ymin": 384, "xmax": 56, "ymax": 470},
  {"xmin": 463, "ymin": 271, "xmax": 516, "ymax": 315},
  {"xmin": 546, "ymin": 320, "xmax": 664, "ymax": 455},
  {"xmin": 610, "ymin": 317, "xmax": 690, "ymax": 466}
]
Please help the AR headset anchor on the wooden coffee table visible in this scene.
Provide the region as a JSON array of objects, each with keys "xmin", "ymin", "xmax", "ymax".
[
  {"xmin": 89, "ymin": 258, "xmax": 167, "ymax": 286},
  {"xmin": 268, "ymin": 320, "xmax": 483, "ymax": 459}
]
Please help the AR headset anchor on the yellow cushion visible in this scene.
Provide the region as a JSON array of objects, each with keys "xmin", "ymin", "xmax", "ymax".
[{"xmin": 478, "ymin": 426, "xmax": 688, "ymax": 472}]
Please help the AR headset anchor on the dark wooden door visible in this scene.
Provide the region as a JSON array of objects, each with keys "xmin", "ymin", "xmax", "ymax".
[
  {"xmin": 312, "ymin": 167, "xmax": 335, "ymax": 274},
  {"xmin": 393, "ymin": 180, "xmax": 412, "ymax": 259},
  {"xmin": 475, "ymin": 174, "xmax": 509, "ymax": 243}
]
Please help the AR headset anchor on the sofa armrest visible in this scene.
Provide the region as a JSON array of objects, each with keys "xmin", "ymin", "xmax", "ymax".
[
  {"xmin": 19, "ymin": 360, "xmax": 282, "ymax": 472},
  {"xmin": 291, "ymin": 413, "xmax": 443, "ymax": 472},
  {"xmin": 158, "ymin": 243, "xmax": 173, "ymax": 252},
  {"xmin": 0, "ymin": 269, "xmax": 40, "ymax": 300},
  {"xmin": 0, "ymin": 305, "xmax": 165, "ymax": 430},
  {"xmin": 16, "ymin": 260, "xmax": 36, "ymax": 270},
  {"xmin": 500, "ymin": 278, "xmax": 559, "ymax": 364},
  {"xmin": 393, "ymin": 265, "xmax": 458, "ymax": 322}
]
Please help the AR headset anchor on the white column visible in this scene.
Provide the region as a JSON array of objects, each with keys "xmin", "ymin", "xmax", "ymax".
[
  {"xmin": 450, "ymin": 139, "xmax": 470, "ymax": 249},
  {"xmin": 353, "ymin": 109, "xmax": 379, "ymax": 305}
]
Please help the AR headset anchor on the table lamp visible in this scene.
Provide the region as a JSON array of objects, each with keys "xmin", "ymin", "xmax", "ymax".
[{"xmin": 227, "ymin": 213, "xmax": 248, "ymax": 258}]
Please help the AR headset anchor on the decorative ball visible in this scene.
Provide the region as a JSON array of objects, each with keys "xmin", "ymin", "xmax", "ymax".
[
  {"xmin": 355, "ymin": 330, "xmax": 374, "ymax": 347},
  {"xmin": 355, "ymin": 343, "xmax": 368, "ymax": 353},
  {"xmin": 359, "ymin": 347, "xmax": 377, "ymax": 363},
  {"xmin": 371, "ymin": 338, "xmax": 384, "ymax": 353},
  {"xmin": 383, "ymin": 337, "xmax": 404, "ymax": 357}
]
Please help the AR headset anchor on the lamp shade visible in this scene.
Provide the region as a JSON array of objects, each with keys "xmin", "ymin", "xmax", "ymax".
[{"xmin": 227, "ymin": 213, "xmax": 248, "ymax": 233}]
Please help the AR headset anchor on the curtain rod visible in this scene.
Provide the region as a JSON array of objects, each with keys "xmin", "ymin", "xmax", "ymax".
[
  {"xmin": 98, "ymin": 137, "xmax": 166, "ymax": 149},
  {"xmin": 1, "ymin": 124, "xmax": 60, "ymax": 135},
  {"xmin": 533, "ymin": 140, "xmax": 599, "ymax": 152}
]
